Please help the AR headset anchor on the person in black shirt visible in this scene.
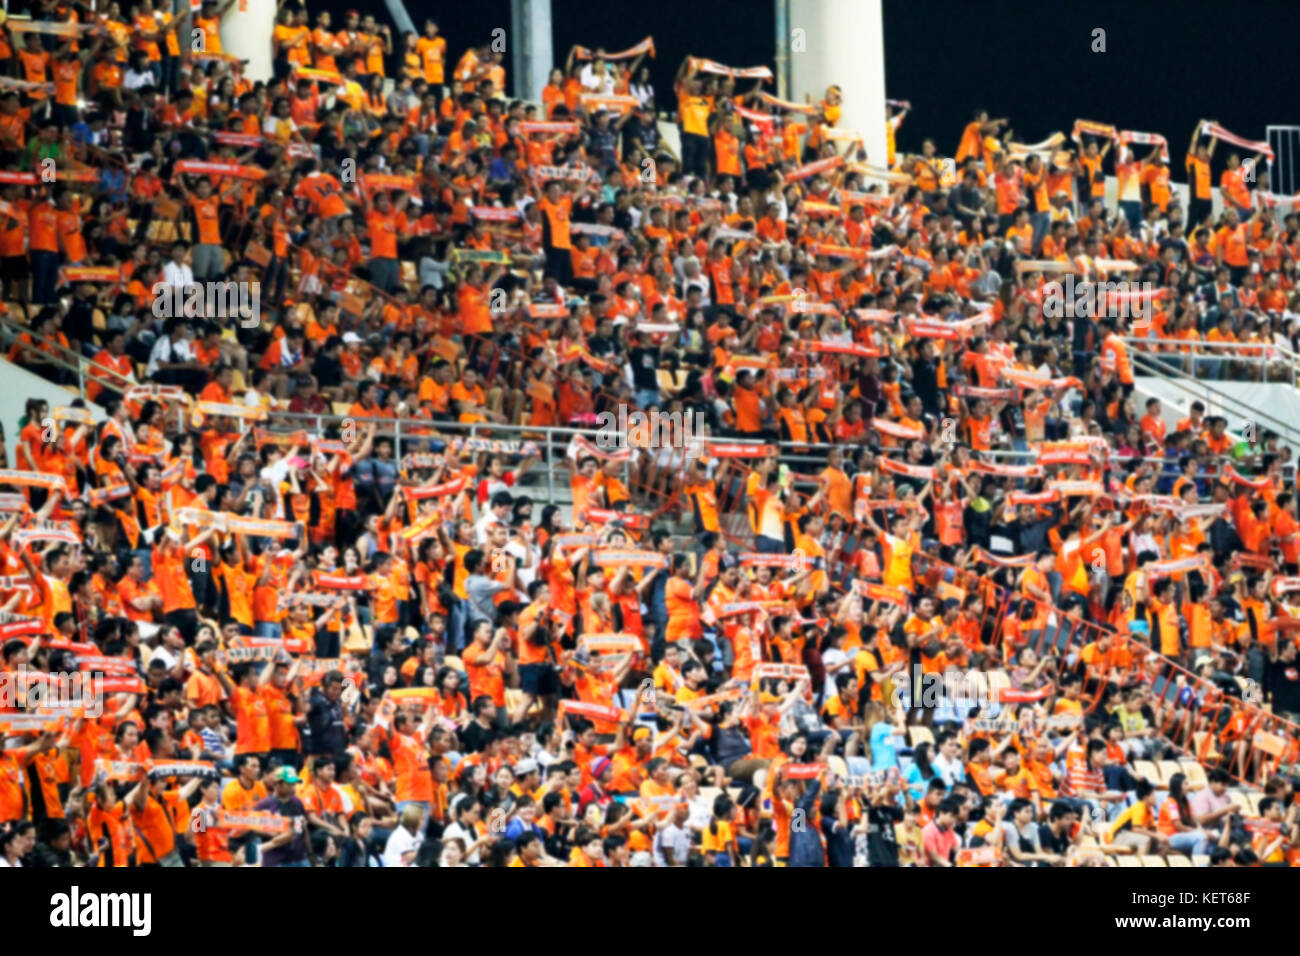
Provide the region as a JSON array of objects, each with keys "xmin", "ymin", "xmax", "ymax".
[
  {"xmin": 254, "ymin": 767, "xmax": 311, "ymax": 867},
  {"xmin": 1265, "ymin": 639, "xmax": 1300, "ymax": 722},
  {"xmin": 458, "ymin": 695, "xmax": 501, "ymax": 754},
  {"xmin": 910, "ymin": 342, "xmax": 942, "ymax": 419},
  {"xmin": 305, "ymin": 672, "xmax": 348, "ymax": 760},
  {"xmin": 1037, "ymin": 800, "xmax": 1078, "ymax": 858},
  {"xmin": 312, "ymin": 334, "xmax": 345, "ymax": 393},
  {"xmin": 863, "ymin": 782, "xmax": 904, "ymax": 867},
  {"xmin": 820, "ymin": 788, "xmax": 856, "ymax": 867},
  {"xmin": 622, "ymin": 105, "xmax": 661, "ymax": 164},
  {"xmin": 586, "ymin": 314, "xmax": 619, "ymax": 360},
  {"xmin": 627, "ymin": 333, "xmax": 662, "ymax": 408}
]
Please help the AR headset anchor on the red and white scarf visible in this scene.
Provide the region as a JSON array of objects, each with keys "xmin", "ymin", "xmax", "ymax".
[{"xmin": 1200, "ymin": 121, "xmax": 1273, "ymax": 161}]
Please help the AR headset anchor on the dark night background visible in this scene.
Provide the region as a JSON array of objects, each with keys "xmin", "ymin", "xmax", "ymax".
[{"xmin": 318, "ymin": 0, "xmax": 1300, "ymax": 185}]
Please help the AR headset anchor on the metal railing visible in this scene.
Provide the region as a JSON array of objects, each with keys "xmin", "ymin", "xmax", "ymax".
[
  {"xmin": 0, "ymin": 313, "xmax": 133, "ymax": 403},
  {"xmin": 1120, "ymin": 336, "xmax": 1300, "ymax": 384},
  {"xmin": 1124, "ymin": 344, "xmax": 1300, "ymax": 450},
  {"xmin": 915, "ymin": 551, "xmax": 1297, "ymax": 788},
  {"xmin": 230, "ymin": 410, "xmax": 838, "ymax": 518}
]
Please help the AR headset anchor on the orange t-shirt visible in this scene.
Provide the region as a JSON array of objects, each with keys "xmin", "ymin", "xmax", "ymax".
[
  {"xmin": 153, "ymin": 547, "xmax": 196, "ymax": 613},
  {"xmin": 231, "ymin": 684, "xmax": 271, "ymax": 754}
]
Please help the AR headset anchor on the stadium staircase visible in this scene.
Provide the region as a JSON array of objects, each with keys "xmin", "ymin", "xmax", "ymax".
[{"xmin": 1123, "ymin": 337, "xmax": 1300, "ymax": 450}]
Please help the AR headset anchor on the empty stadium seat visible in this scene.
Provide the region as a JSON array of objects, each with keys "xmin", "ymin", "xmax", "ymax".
[
  {"xmin": 442, "ymin": 655, "xmax": 465, "ymax": 673},
  {"xmin": 342, "ymin": 621, "xmax": 371, "ymax": 654},
  {"xmin": 1140, "ymin": 855, "xmax": 1167, "ymax": 867},
  {"xmin": 1191, "ymin": 732, "xmax": 1222, "ymax": 762},
  {"xmin": 908, "ymin": 726, "xmax": 935, "ymax": 747},
  {"xmin": 1178, "ymin": 759, "xmax": 1209, "ymax": 790},
  {"xmin": 1166, "ymin": 855, "xmax": 1192, "ymax": 867},
  {"xmin": 1116, "ymin": 855, "xmax": 1141, "ymax": 867},
  {"xmin": 1191, "ymin": 855, "xmax": 1210, "ymax": 867},
  {"xmin": 1132, "ymin": 760, "xmax": 1162, "ymax": 785},
  {"xmin": 1157, "ymin": 760, "xmax": 1184, "ymax": 786}
]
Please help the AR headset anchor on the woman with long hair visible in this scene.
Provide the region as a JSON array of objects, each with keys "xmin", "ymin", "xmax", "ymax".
[
  {"xmin": 1159, "ymin": 772, "xmax": 1212, "ymax": 857},
  {"xmin": 903, "ymin": 741, "xmax": 937, "ymax": 802}
]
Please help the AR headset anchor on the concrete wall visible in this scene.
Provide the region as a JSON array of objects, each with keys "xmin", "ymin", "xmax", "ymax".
[
  {"xmin": 788, "ymin": 0, "xmax": 887, "ymax": 168},
  {"xmin": 221, "ymin": 0, "xmax": 276, "ymax": 84},
  {"xmin": 1135, "ymin": 375, "xmax": 1300, "ymax": 449}
]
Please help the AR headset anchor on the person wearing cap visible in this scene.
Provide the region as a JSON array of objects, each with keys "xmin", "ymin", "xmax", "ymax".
[
  {"xmin": 253, "ymin": 766, "xmax": 311, "ymax": 867},
  {"xmin": 578, "ymin": 756, "xmax": 615, "ymax": 815},
  {"xmin": 511, "ymin": 758, "xmax": 541, "ymax": 799}
]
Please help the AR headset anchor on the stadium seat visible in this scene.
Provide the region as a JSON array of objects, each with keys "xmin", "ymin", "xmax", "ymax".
[
  {"xmin": 504, "ymin": 688, "xmax": 525, "ymax": 715},
  {"xmin": 1227, "ymin": 791, "xmax": 1251, "ymax": 813},
  {"xmin": 752, "ymin": 768, "xmax": 767, "ymax": 793},
  {"xmin": 1177, "ymin": 759, "xmax": 1208, "ymax": 789},
  {"xmin": 1191, "ymin": 855, "xmax": 1211, "ymax": 867},
  {"xmin": 1157, "ymin": 760, "xmax": 1184, "ymax": 786},
  {"xmin": 342, "ymin": 621, "xmax": 371, "ymax": 654},
  {"xmin": 827, "ymin": 755, "xmax": 849, "ymax": 780},
  {"xmin": 1116, "ymin": 854, "xmax": 1141, "ymax": 867},
  {"xmin": 442, "ymin": 655, "xmax": 465, "ymax": 672},
  {"xmin": 1132, "ymin": 760, "xmax": 1162, "ymax": 785},
  {"xmin": 1139, "ymin": 855, "xmax": 1167, "ymax": 867},
  {"xmin": 908, "ymin": 726, "xmax": 935, "ymax": 747},
  {"xmin": 1166, "ymin": 855, "xmax": 1192, "ymax": 867},
  {"xmin": 1245, "ymin": 792, "xmax": 1264, "ymax": 816},
  {"xmin": 656, "ymin": 369, "xmax": 688, "ymax": 392},
  {"xmin": 699, "ymin": 786, "xmax": 722, "ymax": 807},
  {"xmin": 1191, "ymin": 732, "xmax": 1222, "ymax": 762}
]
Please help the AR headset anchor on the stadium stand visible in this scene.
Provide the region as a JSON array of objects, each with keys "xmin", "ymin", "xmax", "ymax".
[{"xmin": 0, "ymin": 2, "xmax": 1298, "ymax": 870}]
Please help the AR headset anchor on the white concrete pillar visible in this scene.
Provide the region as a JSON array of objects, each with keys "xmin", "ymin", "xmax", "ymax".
[
  {"xmin": 787, "ymin": 0, "xmax": 887, "ymax": 167},
  {"xmin": 510, "ymin": 0, "xmax": 553, "ymax": 102},
  {"xmin": 221, "ymin": 0, "xmax": 275, "ymax": 84}
]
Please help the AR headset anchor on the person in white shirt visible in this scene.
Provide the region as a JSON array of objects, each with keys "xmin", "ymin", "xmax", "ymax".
[
  {"xmin": 162, "ymin": 242, "xmax": 195, "ymax": 291},
  {"xmin": 629, "ymin": 66, "xmax": 654, "ymax": 107},
  {"xmin": 653, "ymin": 803, "xmax": 692, "ymax": 866},
  {"xmin": 442, "ymin": 796, "xmax": 485, "ymax": 865},
  {"xmin": 930, "ymin": 732, "xmax": 967, "ymax": 789},
  {"xmin": 146, "ymin": 320, "xmax": 198, "ymax": 380},
  {"xmin": 381, "ymin": 804, "xmax": 426, "ymax": 866},
  {"xmin": 578, "ymin": 56, "xmax": 615, "ymax": 95},
  {"xmin": 474, "ymin": 493, "xmax": 514, "ymax": 545},
  {"xmin": 124, "ymin": 53, "xmax": 156, "ymax": 91}
]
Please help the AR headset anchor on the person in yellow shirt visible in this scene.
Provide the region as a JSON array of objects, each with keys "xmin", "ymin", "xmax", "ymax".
[
  {"xmin": 674, "ymin": 61, "xmax": 712, "ymax": 179},
  {"xmin": 701, "ymin": 794, "xmax": 738, "ymax": 866}
]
